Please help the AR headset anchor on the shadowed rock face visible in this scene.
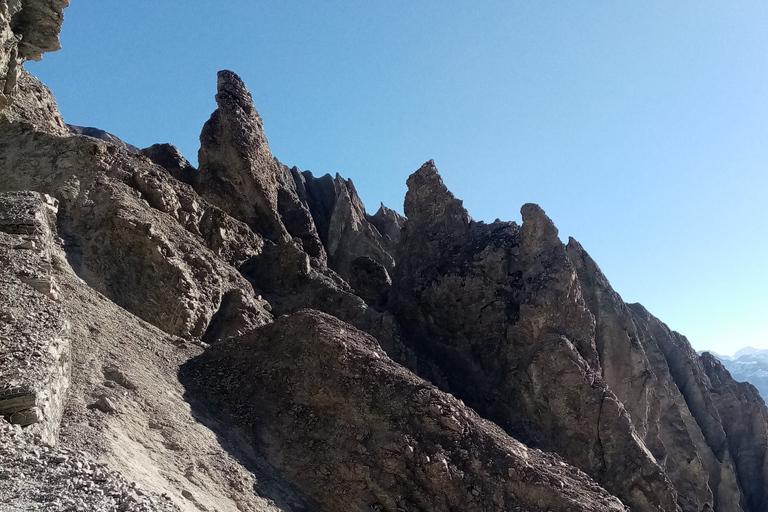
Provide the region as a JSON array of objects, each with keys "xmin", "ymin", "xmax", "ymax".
[
  {"xmin": 700, "ymin": 352, "xmax": 768, "ymax": 512},
  {"xmin": 292, "ymin": 168, "xmax": 395, "ymax": 281},
  {"xmin": 367, "ymin": 202, "xmax": 404, "ymax": 254},
  {"xmin": 140, "ymin": 143, "xmax": 196, "ymax": 185},
  {"xmin": 391, "ymin": 161, "xmax": 679, "ymax": 512},
  {"xmin": 182, "ymin": 310, "xmax": 629, "ymax": 512}
]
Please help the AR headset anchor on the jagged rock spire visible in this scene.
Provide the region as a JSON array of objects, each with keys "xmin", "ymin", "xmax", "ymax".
[
  {"xmin": 403, "ymin": 159, "xmax": 471, "ymax": 235},
  {"xmin": 196, "ymin": 70, "xmax": 326, "ymax": 259}
]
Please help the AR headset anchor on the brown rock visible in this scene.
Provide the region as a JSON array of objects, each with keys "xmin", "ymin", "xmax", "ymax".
[
  {"xmin": 182, "ymin": 309, "xmax": 628, "ymax": 512},
  {"xmin": 391, "ymin": 161, "xmax": 678, "ymax": 512},
  {"xmin": 294, "ymin": 169, "xmax": 395, "ymax": 279},
  {"xmin": 196, "ymin": 70, "xmax": 325, "ymax": 261}
]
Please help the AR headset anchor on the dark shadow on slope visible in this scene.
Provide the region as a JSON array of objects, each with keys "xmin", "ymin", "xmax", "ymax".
[{"xmin": 178, "ymin": 360, "xmax": 322, "ymax": 512}]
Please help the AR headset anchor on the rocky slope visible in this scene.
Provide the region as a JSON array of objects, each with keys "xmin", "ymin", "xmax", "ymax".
[{"xmin": 2, "ymin": 3, "xmax": 768, "ymax": 512}]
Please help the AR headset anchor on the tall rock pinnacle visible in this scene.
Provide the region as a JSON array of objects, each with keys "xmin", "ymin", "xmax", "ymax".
[
  {"xmin": 196, "ymin": 70, "xmax": 286, "ymax": 241},
  {"xmin": 196, "ymin": 70, "xmax": 325, "ymax": 259}
]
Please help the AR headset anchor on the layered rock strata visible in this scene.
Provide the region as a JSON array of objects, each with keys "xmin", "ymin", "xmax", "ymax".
[{"xmin": 0, "ymin": 191, "xmax": 69, "ymax": 444}]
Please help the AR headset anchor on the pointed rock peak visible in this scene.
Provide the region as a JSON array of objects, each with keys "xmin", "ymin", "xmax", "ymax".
[
  {"xmin": 368, "ymin": 202, "xmax": 404, "ymax": 248},
  {"xmin": 566, "ymin": 236, "xmax": 583, "ymax": 251},
  {"xmin": 520, "ymin": 203, "xmax": 558, "ymax": 237},
  {"xmin": 374, "ymin": 202, "xmax": 398, "ymax": 218},
  {"xmin": 519, "ymin": 203, "xmax": 561, "ymax": 261},
  {"xmin": 411, "ymin": 159, "xmax": 437, "ymax": 177},
  {"xmin": 215, "ymin": 70, "xmax": 257, "ymax": 117},
  {"xmin": 404, "ymin": 160, "xmax": 470, "ymax": 233},
  {"xmin": 520, "ymin": 203, "xmax": 556, "ymax": 229},
  {"xmin": 565, "ymin": 236, "xmax": 594, "ymax": 268}
]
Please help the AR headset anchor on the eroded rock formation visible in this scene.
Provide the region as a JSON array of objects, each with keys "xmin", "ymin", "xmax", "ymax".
[
  {"xmin": 2, "ymin": 4, "xmax": 768, "ymax": 512},
  {"xmin": 0, "ymin": 0, "xmax": 69, "ymax": 109}
]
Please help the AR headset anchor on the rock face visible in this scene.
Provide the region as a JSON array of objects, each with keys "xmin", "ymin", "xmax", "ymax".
[
  {"xmin": 391, "ymin": 162, "xmax": 678, "ymax": 512},
  {"xmin": 1, "ymin": 69, "xmax": 67, "ymax": 135},
  {"xmin": 0, "ymin": 0, "xmax": 69, "ymax": 109},
  {"xmin": 140, "ymin": 143, "xmax": 196, "ymax": 184},
  {"xmin": 182, "ymin": 310, "xmax": 628, "ymax": 512},
  {"xmin": 0, "ymin": 191, "xmax": 69, "ymax": 444},
  {"xmin": 196, "ymin": 70, "xmax": 326, "ymax": 261},
  {"xmin": 292, "ymin": 169, "xmax": 395, "ymax": 280},
  {"xmin": 699, "ymin": 353, "xmax": 768, "ymax": 512},
  {"xmin": 3, "ymin": 4, "xmax": 768, "ymax": 512}
]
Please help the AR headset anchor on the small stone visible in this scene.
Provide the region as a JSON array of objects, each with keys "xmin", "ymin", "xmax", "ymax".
[
  {"xmin": 14, "ymin": 239, "xmax": 36, "ymax": 250},
  {"xmin": 91, "ymin": 396, "xmax": 117, "ymax": 414}
]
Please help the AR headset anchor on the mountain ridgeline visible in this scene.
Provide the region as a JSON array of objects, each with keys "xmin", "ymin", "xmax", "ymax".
[
  {"xmin": 701, "ymin": 349, "xmax": 768, "ymax": 404},
  {"xmin": 1, "ymin": 2, "xmax": 767, "ymax": 511}
]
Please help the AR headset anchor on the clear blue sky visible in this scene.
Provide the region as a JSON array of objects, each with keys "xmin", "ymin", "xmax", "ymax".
[{"xmin": 29, "ymin": 1, "xmax": 768, "ymax": 356}]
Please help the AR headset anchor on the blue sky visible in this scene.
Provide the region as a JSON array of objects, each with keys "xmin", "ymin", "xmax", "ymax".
[{"xmin": 29, "ymin": 2, "xmax": 768, "ymax": 356}]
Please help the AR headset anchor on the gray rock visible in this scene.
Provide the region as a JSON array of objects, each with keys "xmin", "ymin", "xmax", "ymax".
[
  {"xmin": 705, "ymin": 349, "xmax": 768, "ymax": 404},
  {"xmin": 140, "ymin": 143, "xmax": 196, "ymax": 185},
  {"xmin": 0, "ymin": 0, "xmax": 69, "ymax": 110},
  {"xmin": 91, "ymin": 396, "xmax": 116, "ymax": 414},
  {"xmin": 391, "ymin": 161, "xmax": 678, "ymax": 512},
  {"xmin": 102, "ymin": 367, "xmax": 137, "ymax": 391},
  {"xmin": 3, "ymin": 5, "xmax": 768, "ymax": 511},
  {"xmin": 293, "ymin": 169, "xmax": 395, "ymax": 280},
  {"xmin": 182, "ymin": 310, "xmax": 628, "ymax": 512},
  {"xmin": 196, "ymin": 70, "xmax": 325, "ymax": 261},
  {"xmin": 348, "ymin": 255, "xmax": 391, "ymax": 310},
  {"xmin": 367, "ymin": 202, "xmax": 404, "ymax": 254},
  {"xmin": 700, "ymin": 352, "xmax": 768, "ymax": 512},
  {"xmin": 67, "ymin": 125, "xmax": 140, "ymax": 154}
]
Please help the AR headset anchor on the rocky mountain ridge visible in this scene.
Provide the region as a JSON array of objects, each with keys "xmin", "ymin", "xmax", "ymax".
[
  {"xmin": 1, "ymin": 3, "xmax": 767, "ymax": 512},
  {"xmin": 701, "ymin": 349, "xmax": 768, "ymax": 404}
]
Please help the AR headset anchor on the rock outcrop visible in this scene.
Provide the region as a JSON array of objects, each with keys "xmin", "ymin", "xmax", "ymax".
[
  {"xmin": 700, "ymin": 352, "xmax": 768, "ymax": 512},
  {"xmin": 566, "ymin": 239, "xmax": 741, "ymax": 512},
  {"xmin": 140, "ymin": 143, "xmax": 196, "ymax": 185},
  {"xmin": 196, "ymin": 70, "xmax": 326, "ymax": 261},
  {"xmin": 2, "ymin": 4, "xmax": 768, "ymax": 512},
  {"xmin": 705, "ymin": 349, "xmax": 768, "ymax": 404},
  {"xmin": 67, "ymin": 124, "xmax": 140, "ymax": 153},
  {"xmin": 1, "ymin": 69, "xmax": 67, "ymax": 135},
  {"xmin": 182, "ymin": 310, "xmax": 628, "ymax": 512},
  {"xmin": 292, "ymin": 169, "xmax": 395, "ymax": 281},
  {"xmin": 0, "ymin": 124, "xmax": 273, "ymax": 339},
  {"xmin": 0, "ymin": 0, "xmax": 69, "ymax": 109},
  {"xmin": 0, "ymin": 191, "xmax": 69, "ymax": 444},
  {"xmin": 391, "ymin": 161, "xmax": 679, "ymax": 512}
]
